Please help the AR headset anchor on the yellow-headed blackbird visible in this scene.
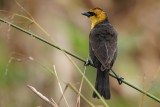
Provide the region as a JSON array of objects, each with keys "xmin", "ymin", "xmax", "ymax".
[{"xmin": 82, "ymin": 8, "xmax": 118, "ymax": 99}]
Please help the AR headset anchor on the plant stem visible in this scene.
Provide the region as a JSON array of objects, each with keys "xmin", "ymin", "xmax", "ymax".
[{"xmin": 0, "ymin": 18, "xmax": 160, "ymax": 103}]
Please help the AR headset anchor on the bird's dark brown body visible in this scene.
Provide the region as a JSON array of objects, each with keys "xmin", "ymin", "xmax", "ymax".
[{"xmin": 89, "ymin": 19, "xmax": 117, "ymax": 99}]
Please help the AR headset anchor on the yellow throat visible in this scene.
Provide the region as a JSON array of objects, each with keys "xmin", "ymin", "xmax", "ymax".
[{"xmin": 89, "ymin": 11, "xmax": 106, "ymax": 29}]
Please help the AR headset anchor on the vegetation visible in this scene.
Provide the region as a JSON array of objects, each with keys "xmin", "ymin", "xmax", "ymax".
[{"xmin": 0, "ymin": 0, "xmax": 160, "ymax": 107}]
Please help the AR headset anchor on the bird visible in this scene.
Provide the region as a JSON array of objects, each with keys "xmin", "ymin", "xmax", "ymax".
[{"xmin": 82, "ymin": 8, "xmax": 119, "ymax": 99}]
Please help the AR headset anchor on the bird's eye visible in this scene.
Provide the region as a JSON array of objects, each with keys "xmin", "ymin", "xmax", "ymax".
[{"xmin": 88, "ymin": 12, "xmax": 97, "ymax": 16}]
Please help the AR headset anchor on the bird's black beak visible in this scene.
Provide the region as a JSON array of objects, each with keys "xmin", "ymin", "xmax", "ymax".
[{"xmin": 81, "ymin": 12, "xmax": 91, "ymax": 17}]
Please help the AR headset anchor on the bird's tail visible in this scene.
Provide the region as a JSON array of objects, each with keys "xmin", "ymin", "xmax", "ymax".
[{"xmin": 92, "ymin": 68, "xmax": 110, "ymax": 99}]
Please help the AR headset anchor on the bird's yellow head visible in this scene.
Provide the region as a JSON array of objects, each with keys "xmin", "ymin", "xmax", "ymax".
[{"xmin": 82, "ymin": 8, "xmax": 107, "ymax": 29}]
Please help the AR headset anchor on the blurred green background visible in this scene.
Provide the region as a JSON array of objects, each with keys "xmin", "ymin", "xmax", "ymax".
[{"xmin": 0, "ymin": 0, "xmax": 160, "ymax": 107}]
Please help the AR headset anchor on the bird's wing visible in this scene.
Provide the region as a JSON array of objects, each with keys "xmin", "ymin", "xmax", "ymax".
[{"xmin": 90, "ymin": 27, "xmax": 117, "ymax": 70}]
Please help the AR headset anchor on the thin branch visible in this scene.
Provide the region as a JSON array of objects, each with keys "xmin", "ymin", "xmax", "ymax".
[
  {"xmin": 1, "ymin": 18, "xmax": 160, "ymax": 103},
  {"xmin": 27, "ymin": 85, "xmax": 58, "ymax": 107},
  {"xmin": 57, "ymin": 84, "xmax": 69, "ymax": 105},
  {"xmin": 68, "ymin": 84, "xmax": 96, "ymax": 107},
  {"xmin": 76, "ymin": 66, "xmax": 86, "ymax": 107},
  {"xmin": 52, "ymin": 65, "xmax": 70, "ymax": 107}
]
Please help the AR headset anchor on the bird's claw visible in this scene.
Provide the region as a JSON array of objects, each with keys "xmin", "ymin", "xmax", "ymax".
[
  {"xmin": 116, "ymin": 75, "xmax": 124, "ymax": 85},
  {"xmin": 110, "ymin": 69, "xmax": 124, "ymax": 85},
  {"xmin": 84, "ymin": 59, "xmax": 93, "ymax": 66}
]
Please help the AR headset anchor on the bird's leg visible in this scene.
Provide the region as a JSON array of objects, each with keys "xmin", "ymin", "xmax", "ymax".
[
  {"xmin": 110, "ymin": 69, "xmax": 124, "ymax": 85},
  {"xmin": 84, "ymin": 58, "xmax": 94, "ymax": 66}
]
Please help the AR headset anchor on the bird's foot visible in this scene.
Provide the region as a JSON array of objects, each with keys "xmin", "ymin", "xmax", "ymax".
[
  {"xmin": 84, "ymin": 58, "xmax": 94, "ymax": 66},
  {"xmin": 110, "ymin": 69, "xmax": 124, "ymax": 85},
  {"xmin": 116, "ymin": 75, "xmax": 124, "ymax": 85}
]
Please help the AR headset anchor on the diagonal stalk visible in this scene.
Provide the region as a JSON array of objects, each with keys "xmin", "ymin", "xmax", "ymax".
[{"xmin": 0, "ymin": 18, "xmax": 160, "ymax": 103}]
